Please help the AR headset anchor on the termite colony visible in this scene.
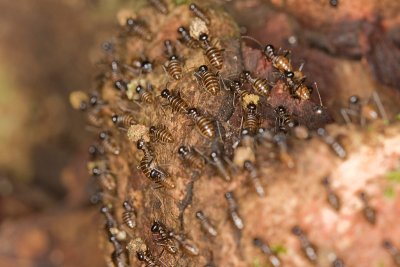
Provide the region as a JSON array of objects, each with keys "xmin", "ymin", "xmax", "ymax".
[{"xmin": 70, "ymin": 0, "xmax": 399, "ymax": 266}]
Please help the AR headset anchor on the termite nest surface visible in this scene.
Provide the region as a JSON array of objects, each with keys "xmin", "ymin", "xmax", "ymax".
[{"xmin": 70, "ymin": 1, "xmax": 400, "ymax": 266}]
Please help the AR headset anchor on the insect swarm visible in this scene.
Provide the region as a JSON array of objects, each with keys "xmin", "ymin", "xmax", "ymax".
[{"xmin": 69, "ymin": 1, "xmax": 400, "ymax": 266}]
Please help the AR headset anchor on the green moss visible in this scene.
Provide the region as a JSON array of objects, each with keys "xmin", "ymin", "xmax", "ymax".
[
  {"xmin": 173, "ymin": 0, "xmax": 190, "ymax": 5},
  {"xmin": 386, "ymin": 170, "xmax": 400, "ymax": 183},
  {"xmin": 252, "ymin": 258, "xmax": 261, "ymax": 267},
  {"xmin": 270, "ymin": 244, "xmax": 287, "ymax": 255},
  {"xmin": 383, "ymin": 186, "xmax": 396, "ymax": 199}
]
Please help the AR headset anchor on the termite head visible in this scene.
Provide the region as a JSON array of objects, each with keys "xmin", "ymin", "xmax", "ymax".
[
  {"xmin": 136, "ymin": 85, "xmax": 144, "ymax": 93},
  {"xmin": 100, "ymin": 205, "xmax": 110, "ymax": 214},
  {"xmin": 275, "ymin": 105, "xmax": 286, "ymax": 115},
  {"xmin": 247, "ymin": 103, "xmax": 257, "ymax": 112},
  {"xmin": 111, "ymin": 114, "xmax": 119, "ymax": 124},
  {"xmin": 187, "ymin": 108, "xmax": 199, "ymax": 117},
  {"xmin": 169, "ymin": 55, "xmax": 178, "ymax": 61},
  {"xmin": 224, "ymin": 191, "xmax": 233, "ymax": 200},
  {"xmin": 264, "ymin": 44, "xmax": 275, "ymax": 58},
  {"xmin": 241, "ymin": 128, "xmax": 250, "ymax": 136},
  {"xmin": 210, "ymin": 151, "xmax": 218, "ymax": 160},
  {"xmin": 126, "ymin": 18, "xmax": 136, "ymax": 27},
  {"xmin": 161, "ymin": 89, "xmax": 170, "ymax": 98},
  {"xmin": 198, "ymin": 65, "xmax": 208, "ymax": 73},
  {"xmin": 114, "ymin": 80, "xmax": 128, "ymax": 91},
  {"xmin": 349, "ymin": 95, "xmax": 360, "ymax": 105},
  {"xmin": 136, "ymin": 139, "xmax": 145, "ymax": 150},
  {"xmin": 199, "ymin": 33, "xmax": 209, "ymax": 41},
  {"xmin": 291, "ymin": 225, "xmax": 302, "ymax": 236},
  {"xmin": 99, "ymin": 131, "xmax": 109, "ymax": 140},
  {"xmin": 141, "ymin": 60, "xmax": 153, "ymax": 73},
  {"xmin": 151, "ymin": 221, "xmax": 162, "ymax": 232},
  {"xmin": 123, "ymin": 200, "xmax": 132, "ymax": 210},
  {"xmin": 177, "ymin": 26, "xmax": 187, "ymax": 34},
  {"xmin": 150, "ymin": 169, "xmax": 162, "ymax": 179},
  {"xmin": 195, "ymin": 211, "xmax": 204, "ymax": 219},
  {"xmin": 285, "ymin": 71, "xmax": 295, "ymax": 79},
  {"xmin": 89, "ymin": 95, "xmax": 99, "ymax": 106},
  {"xmin": 313, "ymin": 105, "xmax": 324, "ymax": 115},
  {"xmin": 189, "ymin": 3, "xmax": 197, "ymax": 11},
  {"xmin": 241, "ymin": 70, "xmax": 251, "ymax": 80},
  {"xmin": 149, "ymin": 126, "xmax": 157, "ymax": 135},
  {"xmin": 178, "ymin": 146, "xmax": 189, "ymax": 156},
  {"xmin": 136, "ymin": 251, "xmax": 145, "ymax": 261},
  {"xmin": 92, "ymin": 166, "xmax": 101, "ymax": 176}
]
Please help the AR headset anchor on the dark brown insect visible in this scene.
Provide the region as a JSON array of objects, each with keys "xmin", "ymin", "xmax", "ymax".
[
  {"xmin": 291, "ymin": 226, "xmax": 318, "ymax": 263},
  {"xmin": 244, "ymin": 160, "xmax": 265, "ymax": 198},
  {"xmin": 225, "ymin": 191, "xmax": 244, "ymax": 230},
  {"xmin": 178, "ymin": 146, "xmax": 205, "ymax": 171},
  {"xmin": 86, "ymin": 110, "xmax": 104, "ymax": 127},
  {"xmin": 210, "ymin": 151, "xmax": 231, "ymax": 182},
  {"xmin": 150, "ymin": 168, "xmax": 175, "ymax": 189},
  {"xmin": 177, "ymin": 26, "xmax": 199, "ymax": 48},
  {"xmin": 382, "ymin": 239, "xmax": 400, "ymax": 266},
  {"xmin": 284, "ymin": 71, "xmax": 311, "ymax": 100},
  {"xmin": 230, "ymin": 80, "xmax": 251, "ymax": 103},
  {"xmin": 137, "ymin": 139, "xmax": 154, "ymax": 157},
  {"xmin": 151, "ymin": 221, "xmax": 199, "ymax": 256},
  {"xmin": 92, "ymin": 166, "xmax": 117, "ymax": 192},
  {"xmin": 187, "ymin": 108, "xmax": 216, "ymax": 139},
  {"xmin": 122, "ymin": 200, "xmax": 136, "ymax": 229},
  {"xmin": 340, "ymin": 93, "xmax": 387, "ymax": 126},
  {"xmin": 129, "ymin": 57, "xmax": 153, "ymax": 75},
  {"xmin": 112, "ymin": 113, "xmax": 137, "ymax": 128},
  {"xmin": 274, "ymin": 106, "xmax": 296, "ymax": 134},
  {"xmin": 189, "ymin": 3, "xmax": 210, "ymax": 25},
  {"xmin": 150, "ymin": 221, "xmax": 178, "ymax": 254},
  {"xmin": 100, "ymin": 205, "xmax": 117, "ymax": 230},
  {"xmin": 137, "ymin": 249, "xmax": 160, "ymax": 267},
  {"xmin": 322, "ymin": 177, "xmax": 341, "ymax": 211},
  {"xmin": 136, "ymin": 84, "xmax": 154, "ymax": 103},
  {"xmin": 195, "ymin": 210, "xmax": 218, "ymax": 237},
  {"xmin": 242, "ymin": 103, "xmax": 260, "ymax": 135},
  {"xmin": 241, "ymin": 71, "xmax": 270, "ymax": 98},
  {"xmin": 99, "ymin": 131, "xmax": 120, "ymax": 155},
  {"xmin": 149, "ymin": 125, "xmax": 174, "ymax": 143},
  {"xmin": 110, "ymin": 235, "xmax": 128, "ymax": 267},
  {"xmin": 253, "ymin": 238, "xmax": 281, "ymax": 267},
  {"xmin": 195, "ymin": 65, "xmax": 220, "ymax": 95},
  {"xmin": 273, "ymin": 132, "xmax": 295, "ymax": 168},
  {"xmin": 264, "ymin": 44, "xmax": 293, "ymax": 74},
  {"xmin": 88, "ymin": 143, "xmax": 104, "ymax": 159},
  {"xmin": 199, "ymin": 33, "xmax": 224, "ymax": 70},
  {"xmin": 114, "ymin": 79, "xmax": 129, "ymax": 92},
  {"xmin": 331, "ymin": 257, "xmax": 346, "ymax": 267},
  {"xmin": 161, "ymin": 89, "xmax": 190, "ymax": 114},
  {"xmin": 316, "ymin": 128, "xmax": 347, "ymax": 159},
  {"xmin": 126, "ymin": 17, "xmax": 152, "ymax": 41},
  {"xmin": 148, "ymin": 0, "xmax": 168, "ymax": 14},
  {"xmin": 359, "ymin": 192, "xmax": 376, "ymax": 225},
  {"xmin": 164, "ymin": 40, "xmax": 183, "ymax": 80}
]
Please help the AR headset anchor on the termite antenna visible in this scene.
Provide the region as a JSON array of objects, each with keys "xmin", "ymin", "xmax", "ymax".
[
  {"xmin": 240, "ymin": 35, "xmax": 263, "ymax": 50},
  {"xmin": 314, "ymin": 82, "xmax": 323, "ymax": 106}
]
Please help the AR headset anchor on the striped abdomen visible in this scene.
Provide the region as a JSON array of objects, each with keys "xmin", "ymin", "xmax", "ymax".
[
  {"xmin": 205, "ymin": 46, "xmax": 223, "ymax": 70},
  {"xmin": 243, "ymin": 113, "xmax": 259, "ymax": 135},
  {"xmin": 139, "ymin": 155, "xmax": 153, "ymax": 178},
  {"xmin": 251, "ymin": 78, "xmax": 270, "ymax": 97},
  {"xmin": 166, "ymin": 59, "xmax": 183, "ymax": 80},
  {"xmin": 167, "ymin": 95, "xmax": 189, "ymax": 114},
  {"xmin": 150, "ymin": 126, "xmax": 174, "ymax": 143},
  {"xmin": 273, "ymin": 55, "xmax": 292, "ymax": 73},
  {"xmin": 194, "ymin": 115, "xmax": 215, "ymax": 139},
  {"xmin": 148, "ymin": 0, "xmax": 168, "ymax": 14},
  {"xmin": 201, "ymin": 71, "xmax": 220, "ymax": 95}
]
